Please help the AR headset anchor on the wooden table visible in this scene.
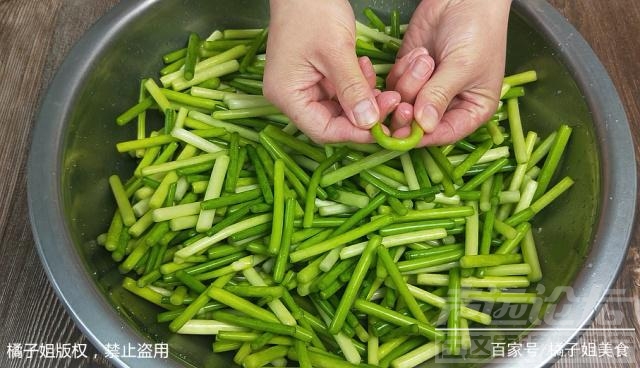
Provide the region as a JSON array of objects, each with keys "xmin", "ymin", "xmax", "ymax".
[{"xmin": 0, "ymin": 0, "xmax": 637, "ymax": 367}]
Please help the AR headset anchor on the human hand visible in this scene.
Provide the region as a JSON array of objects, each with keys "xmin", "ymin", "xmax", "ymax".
[
  {"xmin": 263, "ymin": 0, "xmax": 400, "ymax": 144},
  {"xmin": 386, "ymin": 0, "xmax": 512, "ymax": 146}
]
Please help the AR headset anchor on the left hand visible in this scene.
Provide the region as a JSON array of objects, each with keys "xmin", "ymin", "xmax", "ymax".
[{"xmin": 263, "ymin": 0, "xmax": 401, "ymax": 144}]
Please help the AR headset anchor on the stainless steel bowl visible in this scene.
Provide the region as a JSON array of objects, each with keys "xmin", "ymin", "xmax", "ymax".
[{"xmin": 27, "ymin": 0, "xmax": 635, "ymax": 367}]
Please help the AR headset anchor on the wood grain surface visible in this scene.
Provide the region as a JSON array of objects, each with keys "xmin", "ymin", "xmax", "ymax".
[{"xmin": 0, "ymin": 0, "xmax": 637, "ymax": 367}]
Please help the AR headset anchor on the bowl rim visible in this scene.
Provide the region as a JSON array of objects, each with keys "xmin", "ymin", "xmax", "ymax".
[
  {"xmin": 28, "ymin": 1, "xmax": 187, "ymax": 367},
  {"xmin": 27, "ymin": 0, "xmax": 636, "ymax": 367},
  {"xmin": 495, "ymin": 1, "xmax": 637, "ymax": 364}
]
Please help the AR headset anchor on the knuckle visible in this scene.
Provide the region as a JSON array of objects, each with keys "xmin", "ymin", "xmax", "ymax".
[
  {"xmin": 476, "ymin": 101, "xmax": 498, "ymax": 123},
  {"xmin": 454, "ymin": 53, "xmax": 475, "ymax": 70},
  {"xmin": 424, "ymin": 85, "xmax": 452, "ymax": 110},
  {"xmin": 338, "ymin": 78, "xmax": 367, "ymax": 102},
  {"xmin": 435, "ymin": 122, "xmax": 459, "ymax": 145},
  {"xmin": 443, "ymin": 125, "xmax": 459, "ymax": 144},
  {"xmin": 471, "ymin": 91, "xmax": 501, "ymax": 124},
  {"xmin": 318, "ymin": 37, "xmax": 353, "ymax": 61}
]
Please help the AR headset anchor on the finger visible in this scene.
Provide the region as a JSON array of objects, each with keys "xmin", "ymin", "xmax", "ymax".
[
  {"xmin": 319, "ymin": 57, "xmax": 379, "ymax": 100},
  {"xmin": 413, "ymin": 60, "xmax": 470, "ymax": 133},
  {"xmin": 318, "ymin": 49, "xmax": 380, "ymax": 129},
  {"xmin": 318, "ymin": 78, "xmax": 336, "ymax": 100},
  {"xmin": 391, "ymin": 125, "xmax": 413, "ymax": 139},
  {"xmin": 297, "ymin": 101, "xmax": 373, "ymax": 144},
  {"xmin": 390, "ymin": 102, "xmax": 414, "ymax": 131},
  {"xmin": 386, "ymin": 47, "xmax": 429, "ymax": 90},
  {"xmin": 358, "ymin": 56, "xmax": 377, "ymax": 89},
  {"xmin": 418, "ymin": 100, "xmax": 495, "ymax": 146},
  {"xmin": 393, "ymin": 54, "xmax": 435, "ymax": 103},
  {"xmin": 375, "ymin": 90, "xmax": 401, "ymax": 119}
]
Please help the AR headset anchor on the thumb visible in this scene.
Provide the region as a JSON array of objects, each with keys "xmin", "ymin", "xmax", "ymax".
[
  {"xmin": 321, "ymin": 51, "xmax": 380, "ymax": 129},
  {"xmin": 414, "ymin": 61, "xmax": 468, "ymax": 133}
]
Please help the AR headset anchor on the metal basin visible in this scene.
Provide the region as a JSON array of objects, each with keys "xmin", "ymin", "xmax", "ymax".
[{"xmin": 27, "ymin": 0, "xmax": 635, "ymax": 367}]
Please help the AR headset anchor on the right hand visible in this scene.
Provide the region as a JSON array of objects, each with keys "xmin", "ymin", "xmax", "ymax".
[{"xmin": 386, "ymin": 0, "xmax": 511, "ymax": 146}]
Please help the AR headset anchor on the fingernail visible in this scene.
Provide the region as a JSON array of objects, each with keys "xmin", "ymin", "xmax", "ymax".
[
  {"xmin": 411, "ymin": 56, "xmax": 431, "ymax": 79},
  {"xmin": 353, "ymin": 98, "xmax": 379, "ymax": 128},
  {"xmin": 417, "ymin": 104, "xmax": 439, "ymax": 132}
]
